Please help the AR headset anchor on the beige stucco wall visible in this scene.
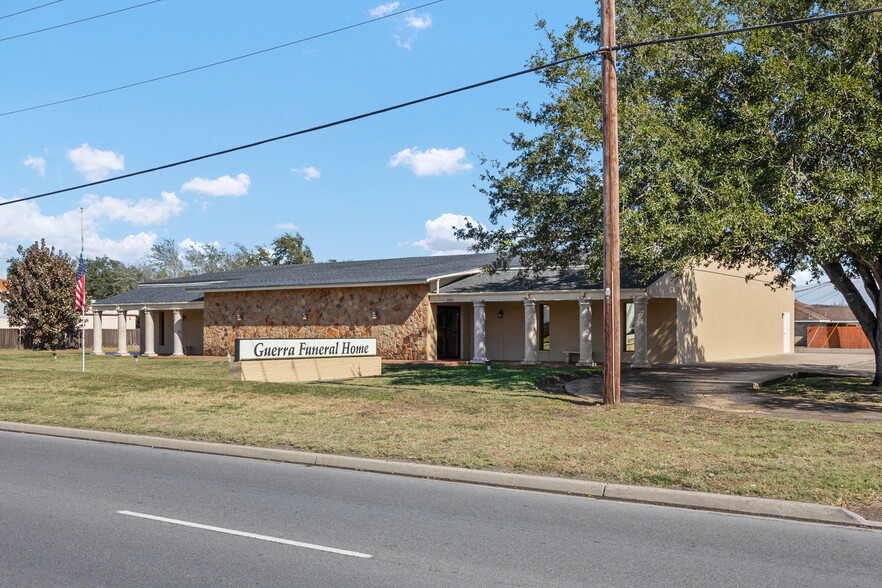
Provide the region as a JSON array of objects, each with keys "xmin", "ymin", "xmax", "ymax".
[
  {"xmin": 183, "ymin": 309, "xmax": 204, "ymax": 355},
  {"xmin": 537, "ymin": 301, "xmax": 580, "ymax": 363},
  {"xmin": 675, "ymin": 265, "xmax": 794, "ymax": 363},
  {"xmin": 203, "ymin": 284, "xmax": 432, "ymax": 359},
  {"xmin": 454, "ymin": 300, "xmax": 605, "ymax": 364},
  {"xmin": 484, "ymin": 301, "xmax": 526, "ymax": 361}
]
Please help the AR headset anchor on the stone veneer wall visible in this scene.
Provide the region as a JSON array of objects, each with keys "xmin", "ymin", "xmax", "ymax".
[{"xmin": 203, "ymin": 283, "xmax": 432, "ymax": 359}]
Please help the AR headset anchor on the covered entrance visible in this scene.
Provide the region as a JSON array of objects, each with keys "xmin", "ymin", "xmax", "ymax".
[{"xmin": 436, "ymin": 305, "xmax": 461, "ymax": 359}]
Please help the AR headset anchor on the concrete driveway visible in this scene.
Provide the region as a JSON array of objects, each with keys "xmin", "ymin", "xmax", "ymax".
[{"xmin": 566, "ymin": 348, "xmax": 882, "ymax": 424}]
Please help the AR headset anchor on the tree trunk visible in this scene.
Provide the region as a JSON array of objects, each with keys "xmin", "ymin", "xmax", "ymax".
[{"xmin": 821, "ymin": 262, "xmax": 881, "ymax": 387}]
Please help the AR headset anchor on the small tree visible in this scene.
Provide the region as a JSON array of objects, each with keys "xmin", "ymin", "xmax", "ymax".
[
  {"xmin": 272, "ymin": 232, "xmax": 314, "ymax": 265},
  {"xmin": 1, "ymin": 240, "xmax": 79, "ymax": 350},
  {"xmin": 148, "ymin": 238, "xmax": 188, "ymax": 279}
]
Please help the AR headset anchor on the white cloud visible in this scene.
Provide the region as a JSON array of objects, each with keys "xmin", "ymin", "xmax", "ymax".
[
  {"xmin": 0, "ymin": 199, "xmax": 159, "ymax": 265},
  {"xmin": 23, "ymin": 155, "xmax": 46, "ymax": 176},
  {"xmin": 394, "ymin": 11, "xmax": 432, "ymax": 49},
  {"xmin": 66, "ymin": 143, "xmax": 125, "ymax": 181},
  {"xmin": 83, "ymin": 191, "xmax": 187, "ymax": 226},
  {"xmin": 275, "ymin": 222, "xmax": 298, "ymax": 231},
  {"xmin": 86, "ymin": 232, "xmax": 158, "ymax": 264},
  {"xmin": 405, "ymin": 13, "xmax": 432, "ymax": 29},
  {"xmin": 292, "ymin": 166, "xmax": 321, "ymax": 181},
  {"xmin": 0, "ymin": 189, "xmax": 189, "ymax": 266},
  {"xmin": 181, "ymin": 173, "xmax": 251, "ymax": 197},
  {"xmin": 389, "ymin": 147, "xmax": 472, "ymax": 176},
  {"xmin": 179, "ymin": 238, "xmax": 220, "ymax": 253},
  {"xmin": 791, "ymin": 269, "xmax": 816, "ymax": 286},
  {"xmin": 369, "ymin": 2, "xmax": 400, "ymax": 17},
  {"xmin": 408, "ymin": 213, "xmax": 480, "ymax": 255}
]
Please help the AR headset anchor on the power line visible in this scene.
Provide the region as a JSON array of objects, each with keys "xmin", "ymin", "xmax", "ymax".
[
  {"xmin": 3, "ymin": 6, "xmax": 880, "ymax": 209},
  {"xmin": 0, "ymin": 0, "xmax": 161, "ymax": 43},
  {"xmin": 0, "ymin": 0, "xmax": 445, "ymax": 118},
  {"xmin": 1, "ymin": 51, "xmax": 592, "ymax": 208},
  {"xmin": 604, "ymin": 6, "xmax": 882, "ymax": 52},
  {"xmin": 0, "ymin": 0, "xmax": 64, "ymax": 21}
]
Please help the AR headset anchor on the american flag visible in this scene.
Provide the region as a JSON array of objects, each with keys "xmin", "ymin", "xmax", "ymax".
[{"xmin": 75, "ymin": 255, "xmax": 86, "ymax": 312}]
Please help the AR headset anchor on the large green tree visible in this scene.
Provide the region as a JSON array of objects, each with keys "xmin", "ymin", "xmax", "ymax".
[
  {"xmin": 0, "ymin": 240, "xmax": 79, "ymax": 350},
  {"xmin": 461, "ymin": 1, "xmax": 882, "ymax": 385},
  {"xmin": 85, "ymin": 256, "xmax": 152, "ymax": 301}
]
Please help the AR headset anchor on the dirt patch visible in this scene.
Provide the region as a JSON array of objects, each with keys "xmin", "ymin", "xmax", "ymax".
[
  {"xmin": 537, "ymin": 372, "xmax": 597, "ymax": 394},
  {"xmin": 852, "ymin": 506, "xmax": 882, "ymax": 524}
]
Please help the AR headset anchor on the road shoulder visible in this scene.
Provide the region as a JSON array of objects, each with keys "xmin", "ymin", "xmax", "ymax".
[{"xmin": 2, "ymin": 420, "xmax": 879, "ymax": 529}]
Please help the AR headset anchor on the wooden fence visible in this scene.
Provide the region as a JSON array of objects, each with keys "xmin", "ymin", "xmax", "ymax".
[
  {"xmin": 0, "ymin": 328, "xmax": 140, "ymax": 350},
  {"xmin": 805, "ymin": 325, "xmax": 871, "ymax": 349},
  {"xmin": 0, "ymin": 328, "xmax": 22, "ymax": 349}
]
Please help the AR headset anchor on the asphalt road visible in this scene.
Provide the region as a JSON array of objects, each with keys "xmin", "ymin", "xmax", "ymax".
[{"xmin": 2, "ymin": 431, "xmax": 880, "ymax": 587}]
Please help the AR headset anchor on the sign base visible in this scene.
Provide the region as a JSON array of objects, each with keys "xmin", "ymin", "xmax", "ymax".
[{"xmin": 230, "ymin": 356, "xmax": 382, "ymax": 383}]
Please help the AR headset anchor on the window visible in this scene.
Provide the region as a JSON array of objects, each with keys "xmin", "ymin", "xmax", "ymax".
[
  {"xmin": 539, "ymin": 304, "xmax": 551, "ymax": 351},
  {"xmin": 623, "ymin": 302, "xmax": 635, "ymax": 352}
]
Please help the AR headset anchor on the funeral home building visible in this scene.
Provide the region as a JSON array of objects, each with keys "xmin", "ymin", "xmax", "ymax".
[{"xmin": 90, "ymin": 253, "xmax": 794, "ymax": 365}]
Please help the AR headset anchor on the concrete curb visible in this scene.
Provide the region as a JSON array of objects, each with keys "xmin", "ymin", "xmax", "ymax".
[{"xmin": 2, "ymin": 421, "xmax": 879, "ymax": 529}]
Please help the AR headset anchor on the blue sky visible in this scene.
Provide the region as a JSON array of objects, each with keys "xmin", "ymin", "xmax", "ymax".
[{"xmin": 0, "ymin": 0, "xmax": 593, "ymax": 273}]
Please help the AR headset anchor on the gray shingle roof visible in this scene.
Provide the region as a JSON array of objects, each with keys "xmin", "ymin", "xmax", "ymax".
[
  {"xmin": 193, "ymin": 253, "xmax": 500, "ymax": 291},
  {"xmin": 94, "ymin": 253, "xmax": 499, "ymax": 305},
  {"xmin": 95, "ymin": 285, "xmax": 204, "ymax": 306},
  {"xmin": 439, "ymin": 268, "xmax": 660, "ymax": 294}
]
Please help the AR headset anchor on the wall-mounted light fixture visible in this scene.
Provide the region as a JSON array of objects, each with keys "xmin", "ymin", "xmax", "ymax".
[
  {"xmin": 236, "ymin": 311, "xmax": 244, "ymax": 321},
  {"xmin": 497, "ymin": 310, "xmax": 504, "ymax": 319},
  {"xmin": 371, "ymin": 310, "xmax": 378, "ymax": 320},
  {"xmin": 301, "ymin": 311, "xmax": 308, "ymax": 321}
]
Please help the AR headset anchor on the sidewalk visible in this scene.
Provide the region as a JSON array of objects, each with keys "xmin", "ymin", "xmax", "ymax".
[{"xmin": 566, "ymin": 348, "xmax": 882, "ymax": 424}]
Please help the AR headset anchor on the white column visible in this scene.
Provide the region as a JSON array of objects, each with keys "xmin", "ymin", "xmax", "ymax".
[
  {"xmin": 522, "ymin": 298, "xmax": 539, "ymax": 365},
  {"xmin": 142, "ymin": 309, "xmax": 157, "ymax": 357},
  {"xmin": 116, "ymin": 309, "xmax": 130, "ymax": 356},
  {"xmin": 577, "ymin": 297, "xmax": 595, "ymax": 366},
  {"xmin": 470, "ymin": 300, "xmax": 487, "ymax": 364},
  {"xmin": 632, "ymin": 294, "xmax": 651, "ymax": 368},
  {"xmin": 172, "ymin": 308, "xmax": 184, "ymax": 356},
  {"xmin": 92, "ymin": 311, "xmax": 104, "ymax": 355}
]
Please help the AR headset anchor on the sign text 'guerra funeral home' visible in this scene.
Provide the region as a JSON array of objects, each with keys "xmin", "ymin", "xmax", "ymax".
[{"xmin": 235, "ymin": 338, "xmax": 377, "ymax": 361}]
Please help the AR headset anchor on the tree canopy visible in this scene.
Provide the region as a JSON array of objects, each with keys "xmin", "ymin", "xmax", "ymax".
[
  {"xmin": 0, "ymin": 240, "xmax": 79, "ymax": 350},
  {"xmin": 85, "ymin": 256, "xmax": 152, "ymax": 302},
  {"xmin": 271, "ymin": 232, "xmax": 314, "ymax": 266},
  {"xmin": 146, "ymin": 232, "xmax": 314, "ymax": 279},
  {"xmin": 461, "ymin": 0, "xmax": 882, "ymax": 384}
]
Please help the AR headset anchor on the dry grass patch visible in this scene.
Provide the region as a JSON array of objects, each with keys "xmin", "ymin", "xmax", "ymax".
[
  {"xmin": 1, "ymin": 350, "xmax": 880, "ymax": 511},
  {"xmin": 764, "ymin": 376, "xmax": 882, "ymax": 406}
]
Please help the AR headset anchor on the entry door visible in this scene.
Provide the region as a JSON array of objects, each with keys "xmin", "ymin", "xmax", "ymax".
[{"xmin": 436, "ymin": 306, "xmax": 461, "ymax": 360}]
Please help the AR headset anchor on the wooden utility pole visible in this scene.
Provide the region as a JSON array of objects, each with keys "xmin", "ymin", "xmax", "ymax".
[{"xmin": 600, "ymin": 0, "xmax": 621, "ymax": 405}]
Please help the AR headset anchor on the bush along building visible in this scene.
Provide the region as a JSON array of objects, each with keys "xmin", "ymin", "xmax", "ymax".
[{"xmin": 91, "ymin": 253, "xmax": 793, "ymax": 365}]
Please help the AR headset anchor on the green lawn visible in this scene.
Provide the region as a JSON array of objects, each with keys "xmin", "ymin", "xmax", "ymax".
[{"xmin": 1, "ymin": 350, "xmax": 881, "ymax": 513}]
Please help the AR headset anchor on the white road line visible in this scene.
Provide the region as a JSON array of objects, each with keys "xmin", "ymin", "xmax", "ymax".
[{"xmin": 117, "ymin": 510, "xmax": 372, "ymax": 559}]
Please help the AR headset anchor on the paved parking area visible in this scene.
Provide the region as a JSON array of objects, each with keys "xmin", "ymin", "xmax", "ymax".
[{"xmin": 566, "ymin": 349, "xmax": 882, "ymax": 424}]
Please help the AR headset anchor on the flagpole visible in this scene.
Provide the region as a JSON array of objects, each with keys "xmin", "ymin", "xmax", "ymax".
[{"xmin": 80, "ymin": 207, "xmax": 85, "ymax": 373}]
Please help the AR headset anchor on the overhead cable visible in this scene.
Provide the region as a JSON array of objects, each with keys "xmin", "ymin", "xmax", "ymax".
[
  {"xmin": 0, "ymin": 0, "xmax": 161, "ymax": 43},
  {"xmin": 0, "ymin": 0, "xmax": 64, "ymax": 21},
  {"xmin": 0, "ymin": 0, "xmax": 445, "ymax": 117},
  {"xmin": 603, "ymin": 6, "xmax": 882, "ymax": 53},
  {"xmin": 3, "ymin": 6, "xmax": 881, "ymax": 208}
]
